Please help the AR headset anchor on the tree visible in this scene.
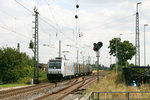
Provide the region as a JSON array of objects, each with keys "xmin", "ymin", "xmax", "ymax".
[
  {"xmin": 0, "ymin": 47, "xmax": 33, "ymax": 83},
  {"xmin": 108, "ymin": 38, "xmax": 136, "ymax": 66}
]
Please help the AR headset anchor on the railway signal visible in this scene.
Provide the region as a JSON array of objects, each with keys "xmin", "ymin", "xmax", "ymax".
[
  {"xmin": 93, "ymin": 41, "xmax": 103, "ymax": 83},
  {"xmin": 93, "ymin": 41, "xmax": 103, "ymax": 51},
  {"xmin": 29, "ymin": 40, "xmax": 34, "ymax": 49}
]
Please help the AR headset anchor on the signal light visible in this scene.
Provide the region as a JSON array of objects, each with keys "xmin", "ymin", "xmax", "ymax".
[
  {"xmin": 29, "ymin": 40, "xmax": 34, "ymax": 49},
  {"xmin": 93, "ymin": 41, "xmax": 103, "ymax": 51},
  {"xmin": 98, "ymin": 42, "xmax": 102, "ymax": 45},
  {"xmin": 97, "ymin": 42, "xmax": 103, "ymax": 48},
  {"xmin": 76, "ymin": 4, "xmax": 79, "ymax": 8},
  {"xmin": 75, "ymin": 15, "xmax": 78, "ymax": 19},
  {"xmin": 94, "ymin": 47, "xmax": 97, "ymax": 51}
]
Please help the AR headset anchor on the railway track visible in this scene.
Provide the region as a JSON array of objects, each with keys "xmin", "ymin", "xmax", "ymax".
[
  {"xmin": 0, "ymin": 79, "xmax": 75, "ymax": 100},
  {"xmin": 0, "ymin": 73, "xmax": 98, "ymax": 100},
  {"xmin": 0, "ymin": 83, "xmax": 49, "ymax": 96},
  {"xmin": 34, "ymin": 76, "xmax": 95, "ymax": 100}
]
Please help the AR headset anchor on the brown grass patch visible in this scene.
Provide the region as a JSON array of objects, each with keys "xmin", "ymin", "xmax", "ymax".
[{"xmin": 84, "ymin": 70, "xmax": 150, "ymax": 98}]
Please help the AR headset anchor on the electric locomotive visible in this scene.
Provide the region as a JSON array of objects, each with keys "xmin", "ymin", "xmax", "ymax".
[
  {"xmin": 47, "ymin": 57, "xmax": 74, "ymax": 81},
  {"xmin": 47, "ymin": 57, "xmax": 92, "ymax": 81}
]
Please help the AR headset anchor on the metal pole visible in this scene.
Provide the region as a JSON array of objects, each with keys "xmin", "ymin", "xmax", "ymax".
[
  {"xmin": 98, "ymin": 92, "xmax": 100, "ymax": 100},
  {"xmin": 34, "ymin": 9, "xmax": 37, "ymax": 84},
  {"xmin": 135, "ymin": 2, "xmax": 141, "ymax": 66},
  {"xmin": 75, "ymin": 1, "xmax": 79, "ymax": 68},
  {"xmin": 17, "ymin": 43, "xmax": 20, "ymax": 52},
  {"xmin": 110, "ymin": 56, "xmax": 112, "ymax": 67},
  {"xmin": 33, "ymin": 7, "xmax": 39, "ymax": 84},
  {"xmin": 82, "ymin": 56, "xmax": 84, "ymax": 65},
  {"xmin": 116, "ymin": 39, "xmax": 118, "ymax": 73},
  {"xmin": 59, "ymin": 40, "xmax": 61, "ymax": 57},
  {"xmin": 144, "ymin": 25, "xmax": 145, "ymax": 66},
  {"xmin": 77, "ymin": 47, "xmax": 79, "ymax": 64},
  {"xmin": 128, "ymin": 92, "xmax": 130, "ymax": 100},
  {"xmin": 144, "ymin": 24, "xmax": 148, "ymax": 66},
  {"xmin": 96, "ymin": 51, "xmax": 100, "ymax": 82}
]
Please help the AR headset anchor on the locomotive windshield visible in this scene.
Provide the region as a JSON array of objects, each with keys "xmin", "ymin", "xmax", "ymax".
[{"xmin": 49, "ymin": 60, "xmax": 61, "ymax": 69}]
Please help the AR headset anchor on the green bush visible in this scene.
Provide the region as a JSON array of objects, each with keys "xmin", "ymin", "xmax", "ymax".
[
  {"xmin": 39, "ymin": 69, "xmax": 48, "ymax": 82},
  {"xmin": 17, "ymin": 77, "xmax": 32, "ymax": 84},
  {"xmin": 2, "ymin": 69, "xmax": 20, "ymax": 83},
  {"xmin": 0, "ymin": 47, "xmax": 48, "ymax": 84},
  {"xmin": 0, "ymin": 47, "xmax": 33, "ymax": 83},
  {"xmin": 17, "ymin": 66, "xmax": 33, "ymax": 78}
]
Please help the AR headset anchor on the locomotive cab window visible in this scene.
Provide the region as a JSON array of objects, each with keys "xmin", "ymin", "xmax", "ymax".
[{"xmin": 49, "ymin": 60, "xmax": 61, "ymax": 69}]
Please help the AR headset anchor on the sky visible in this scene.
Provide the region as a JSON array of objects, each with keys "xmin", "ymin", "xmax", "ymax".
[{"xmin": 0, "ymin": 0, "xmax": 150, "ymax": 67}]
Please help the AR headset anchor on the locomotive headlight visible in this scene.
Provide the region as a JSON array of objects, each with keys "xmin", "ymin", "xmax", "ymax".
[
  {"xmin": 48, "ymin": 71, "xmax": 51, "ymax": 74},
  {"xmin": 58, "ymin": 71, "xmax": 61, "ymax": 74}
]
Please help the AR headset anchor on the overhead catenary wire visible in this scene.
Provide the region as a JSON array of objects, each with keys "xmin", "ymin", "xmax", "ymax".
[
  {"xmin": 14, "ymin": 0, "xmax": 79, "ymax": 54},
  {"xmin": 0, "ymin": 3, "xmax": 31, "ymax": 45},
  {"xmin": 44, "ymin": 0, "xmax": 74, "ymax": 31},
  {"xmin": 42, "ymin": 0, "xmax": 76, "ymax": 43},
  {"xmin": 12, "ymin": 0, "xmax": 144, "ymax": 55},
  {"xmin": 95, "ymin": 1, "xmax": 150, "ymax": 31},
  {"xmin": 0, "ymin": 9, "xmax": 16, "ymax": 19},
  {"xmin": 39, "ymin": 17, "xmax": 75, "ymax": 45},
  {"xmin": 14, "ymin": 0, "xmax": 33, "ymax": 14},
  {"xmin": 0, "ymin": 9, "xmax": 17, "ymax": 33},
  {"xmin": 0, "ymin": 25, "xmax": 31, "ymax": 40},
  {"xmin": 15, "ymin": 0, "xmax": 75, "ymax": 44},
  {"xmin": 14, "ymin": 0, "xmax": 60, "ymax": 32},
  {"xmin": 39, "ymin": 23, "xmax": 55, "ymax": 46},
  {"xmin": 44, "ymin": 0, "xmax": 62, "ymax": 33},
  {"xmin": 14, "ymin": 0, "xmax": 94, "ymax": 49},
  {"xmin": 12, "ymin": 0, "xmax": 150, "ymax": 40},
  {"xmin": 35, "ymin": 0, "xmax": 40, "ymax": 8},
  {"xmin": 14, "ymin": 0, "xmax": 70, "ymax": 47}
]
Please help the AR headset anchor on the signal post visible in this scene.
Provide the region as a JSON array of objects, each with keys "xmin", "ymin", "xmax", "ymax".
[
  {"xmin": 96, "ymin": 50, "xmax": 100, "ymax": 82},
  {"xmin": 93, "ymin": 42, "xmax": 103, "ymax": 82}
]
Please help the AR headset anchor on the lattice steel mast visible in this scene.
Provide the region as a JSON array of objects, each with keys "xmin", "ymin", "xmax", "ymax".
[
  {"xmin": 135, "ymin": 2, "xmax": 141, "ymax": 66},
  {"xmin": 33, "ymin": 7, "xmax": 39, "ymax": 84}
]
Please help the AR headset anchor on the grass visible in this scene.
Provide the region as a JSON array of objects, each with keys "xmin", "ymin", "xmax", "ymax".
[
  {"xmin": 84, "ymin": 70, "xmax": 150, "ymax": 98},
  {"xmin": 0, "ymin": 70, "xmax": 48, "ymax": 89},
  {"xmin": 0, "ymin": 83, "xmax": 27, "ymax": 89}
]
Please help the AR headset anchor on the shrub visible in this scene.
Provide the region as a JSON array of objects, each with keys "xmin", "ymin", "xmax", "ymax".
[
  {"xmin": 0, "ymin": 47, "xmax": 33, "ymax": 83},
  {"xmin": 2, "ymin": 69, "xmax": 20, "ymax": 83}
]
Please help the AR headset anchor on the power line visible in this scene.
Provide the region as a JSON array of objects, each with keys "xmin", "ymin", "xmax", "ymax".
[
  {"xmin": 44, "ymin": 0, "xmax": 74, "ymax": 31},
  {"xmin": 15, "ymin": 0, "xmax": 76, "ymax": 47},
  {"xmin": 39, "ymin": 16, "xmax": 60, "ymax": 32},
  {"xmin": 14, "ymin": 0, "xmax": 33, "ymax": 14},
  {"xmin": 35, "ymin": 0, "xmax": 40, "ymax": 8},
  {"xmin": 39, "ymin": 16, "xmax": 75, "ymax": 45},
  {"xmin": 15, "ymin": 0, "xmax": 60, "ymax": 32},
  {"xmin": 0, "ymin": 10, "xmax": 16, "ymax": 19},
  {"xmin": 0, "ymin": 25, "xmax": 30, "ymax": 39},
  {"xmin": 0, "ymin": 9, "xmax": 17, "ymax": 30},
  {"xmin": 42, "ymin": 0, "xmax": 77, "ymax": 44},
  {"xmin": 44, "ymin": 0, "xmax": 62, "ymax": 32},
  {"xmin": 14, "ymin": 0, "xmax": 79, "ymax": 45}
]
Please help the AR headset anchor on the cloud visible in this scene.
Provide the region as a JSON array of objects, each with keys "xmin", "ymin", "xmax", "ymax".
[
  {"xmin": 80, "ymin": 0, "xmax": 142, "ymax": 4},
  {"xmin": 0, "ymin": 0, "xmax": 150, "ymax": 66}
]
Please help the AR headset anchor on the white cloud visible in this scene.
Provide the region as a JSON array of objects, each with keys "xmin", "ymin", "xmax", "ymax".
[
  {"xmin": 80, "ymin": 0, "xmax": 142, "ymax": 4},
  {"xmin": 0, "ymin": 0, "xmax": 150, "ymax": 66}
]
